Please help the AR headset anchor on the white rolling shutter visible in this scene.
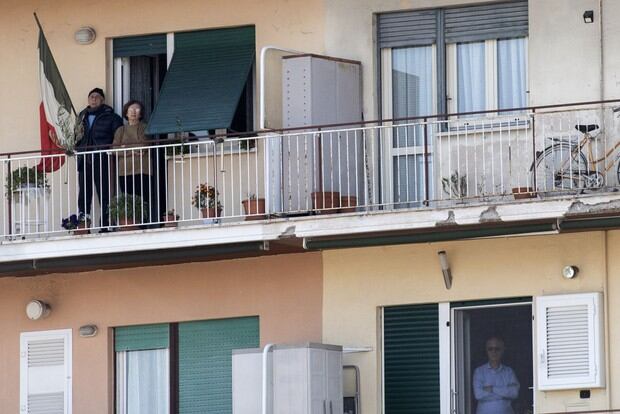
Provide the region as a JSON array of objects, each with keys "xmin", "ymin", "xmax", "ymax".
[
  {"xmin": 535, "ymin": 293, "xmax": 604, "ymax": 390},
  {"xmin": 20, "ymin": 329, "xmax": 72, "ymax": 414}
]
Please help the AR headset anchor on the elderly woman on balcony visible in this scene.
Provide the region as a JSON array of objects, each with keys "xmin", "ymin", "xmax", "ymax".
[{"xmin": 112, "ymin": 100, "xmax": 151, "ymax": 209}]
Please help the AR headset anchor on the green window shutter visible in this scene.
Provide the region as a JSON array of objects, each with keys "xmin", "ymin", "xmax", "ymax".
[
  {"xmin": 114, "ymin": 323, "xmax": 170, "ymax": 352},
  {"xmin": 178, "ymin": 316, "xmax": 259, "ymax": 414},
  {"xmin": 146, "ymin": 26, "xmax": 255, "ymax": 135},
  {"xmin": 384, "ymin": 304, "xmax": 439, "ymax": 414},
  {"xmin": 113, "ymin": 34, "xmax": 167, "ymax": 58}
]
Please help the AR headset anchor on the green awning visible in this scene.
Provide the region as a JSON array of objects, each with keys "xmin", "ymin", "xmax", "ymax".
[
  {"xmin": 113, "ymin": 34, "xmax": 167, "ymax": 57},
  {"xmin": 146, "ymin": 26, "xmax": 255, "ymax": 135}
]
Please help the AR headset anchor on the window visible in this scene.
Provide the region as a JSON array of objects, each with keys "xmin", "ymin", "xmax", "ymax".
[
  {"xmin": 20, "ymin": 329, "xmax": 72, "ymax": 414},
  {"xmin": 378, "ymin": 1, "xmax": 528, "ymax": 204},
  {"xmin": 447, "ymin": 37, "xmax": 527, "ymax": 114},
  {"xmin": 115, "ymin": 317, "xmax": 259, "ymax": 414}
]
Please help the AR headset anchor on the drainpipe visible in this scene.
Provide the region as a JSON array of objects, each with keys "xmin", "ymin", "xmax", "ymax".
[
  {"xmin": 262, "ymin": 343, "xmax": 275, "ymax": 414},
  {"xmin": 259, "ymin": 46, "xmax": 303, "ymax": 130},
  {"xmin": 599, "ymin": 0, "xmax": 605, "ymax": 102},
  {"xmin": 604, "ymin": 231, "xmax": 612, "ymax": 409}
]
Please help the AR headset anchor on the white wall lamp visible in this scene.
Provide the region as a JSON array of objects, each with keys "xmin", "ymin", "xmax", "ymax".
[
  {"xmin": 438, "ymin": 251, "xmax": 452, "ymax": 289},
  {"xmin": 562, "ymin": 265, "xmax": 580, "ymax": 279},
  {"xmin": 74, "ymin": 26, "xmax": 96, "ymax": 45},
  {"xmin": 583, "ymin": 10, "xmax": 594, "ymax": 24},
  {"xmin": 26, "ymin": 300, "xmax": 51, "ymax": 320}
]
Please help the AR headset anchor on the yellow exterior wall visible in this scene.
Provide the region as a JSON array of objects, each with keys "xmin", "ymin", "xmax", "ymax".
[
  {"xmin": 1, "ymin": 0, "xmax": 325, "ymax": 154},
  {"xmin": 322, "ymin": 231, "xmax": 620, "ymax": 413},
  {"xmin": 0, "ymin": 252, "xmax": 323, "ymax": 413}
]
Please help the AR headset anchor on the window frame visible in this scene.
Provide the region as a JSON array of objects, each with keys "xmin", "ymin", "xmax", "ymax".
[
  {"xmin": 381, "ymin": 45, "xmax": 438, "ymax": 207},
  {"xmin": 446, "ymin": 37, "xmax": 529, "ymax": 116}
]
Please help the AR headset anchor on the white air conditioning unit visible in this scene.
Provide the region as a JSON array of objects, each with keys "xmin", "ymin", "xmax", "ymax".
[
  {"xmin": 233, "ymin": 343, "xmax": 343, "ymax": 414},
  {"xmin": 267, "ymin": 54, "xmax": 363, "ymax": 213}
]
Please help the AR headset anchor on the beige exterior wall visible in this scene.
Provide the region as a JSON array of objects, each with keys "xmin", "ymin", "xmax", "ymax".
[
  {"xmin": 0, "ymin": 252, "xmax": 323, "ymax": 413},
  {"xmin": 1, "ymin": 0, "xmax": 325, "ymax": 154},
  {"xmin": 322, "ymin": 231, "xmax": 620, "ymax": 413},
  {"xmin": 323, "ymin": 0, "xmax": 620, "ymax": 118}
]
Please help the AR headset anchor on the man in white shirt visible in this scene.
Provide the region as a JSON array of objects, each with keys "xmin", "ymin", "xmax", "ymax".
[{"xmin": 473, "ymin": 337, "xmax": 519, "ymax": 414}]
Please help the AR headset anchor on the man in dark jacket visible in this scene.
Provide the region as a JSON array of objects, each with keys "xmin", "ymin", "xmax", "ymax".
[{"xmin": 76, "ymin": 88, "xmax": 123, "ymax": 229}]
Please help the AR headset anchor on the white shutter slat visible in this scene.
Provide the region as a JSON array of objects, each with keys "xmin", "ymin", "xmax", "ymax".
[
  {"xmin": 28, "ymin": 392, "xmax": 64, "ymax": 414},
  {"xmin": 536, "ymin": 292, "xmax": 604, "ymax": 390},
  {"xmin": 28, "ymin": 338, "xmax": 65, "ymax": 367},
  {"xmin": 20, "ymin": 329, "xmax": 72, "ymax": 414}
]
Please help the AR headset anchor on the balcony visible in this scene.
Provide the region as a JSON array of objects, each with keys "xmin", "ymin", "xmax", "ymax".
[{"xmin": 2, "ymin": 100, "xmax": 620, "ymax": 265}]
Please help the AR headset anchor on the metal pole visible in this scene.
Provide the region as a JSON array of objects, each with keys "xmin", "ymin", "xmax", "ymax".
[
  {"xmin": 532, "ymin": 108, "xmax": 537, "ymax": 192},
  {"xmin": 7, "ymin": 155, "xmax": 12, "ymax": 236},
  {"xmin": 423, "ymin": 118, "xmax": 430, "ymax": 206}
]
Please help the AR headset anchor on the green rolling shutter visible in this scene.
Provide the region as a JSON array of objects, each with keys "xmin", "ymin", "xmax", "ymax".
[
  {"xmin": 178, "ymin": 316, "xmax": 259, "ymax": 414},
  {"xmin": 146, "ymin": 26, "xmax": 255, "ymax": 135},
  {"xmin": 114, "ymin": 323, "xmax": 170, "ymax": 352},
  {"xmin": 384, "ymin": 304, "xmax": 439, "ymax": 414},
  {"xmin": 113, "ymin": 34, "xmax": 167, "ymax": 58}
]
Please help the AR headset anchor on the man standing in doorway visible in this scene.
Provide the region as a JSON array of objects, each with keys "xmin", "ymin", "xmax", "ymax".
[
  {"xmin": 76, "ymin": 88, "xmax": 123, "ymax": 230},
  {"xmin": 473, "ymin": 337, "xmax": 520, "ymax": 414}
]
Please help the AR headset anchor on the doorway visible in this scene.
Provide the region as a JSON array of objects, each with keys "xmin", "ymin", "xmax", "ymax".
[{"xmin": 451, "ymin": 302, "xmax": 533, "ymax": 414}]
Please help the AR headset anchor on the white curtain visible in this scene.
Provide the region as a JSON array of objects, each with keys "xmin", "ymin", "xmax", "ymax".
[
  {"xmin": 392, "ymin": 46, "xmax": 433, "ymax": 147},
  {"xmin": 497, "ymin": 38, "xmax": 527, "ymax": 110},
  {"xmin": 457, "ymin": 41, "xmax": 486, "ymax": 113},
  {"xmin": 391, "ymin": 46, "xmax": 433, "ymax": 205},
  {"xmin": 118, "ymin": 349, "xmax": 169, "ymax": 414}
]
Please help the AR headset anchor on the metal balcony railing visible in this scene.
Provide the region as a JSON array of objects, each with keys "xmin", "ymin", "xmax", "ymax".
[{"xmin": 2, "ymin": 100, "xmax": 620, "ymax": 240}]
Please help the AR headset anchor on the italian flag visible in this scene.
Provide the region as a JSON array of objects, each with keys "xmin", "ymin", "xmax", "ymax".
[{"xmin": 36, "ymin": 15, "xmax": 77, "ymax": 172}]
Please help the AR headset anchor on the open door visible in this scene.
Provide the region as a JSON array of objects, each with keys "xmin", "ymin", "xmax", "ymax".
[{"xmin": 451, "ymin": 302, "xmax": 533, "ymax": 414}]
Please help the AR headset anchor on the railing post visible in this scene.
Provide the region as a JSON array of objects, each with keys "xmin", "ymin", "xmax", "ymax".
[
  {"xmin": 531, "ymin": 108, "xmax": 537, "ymax": 192},
  {"xmin": 7, "ymin": 155, "xmax": 12, "ymax": 236},
  {"xmin": 423, "ymin": 118, "xmax": 430, "ymax": 206}
]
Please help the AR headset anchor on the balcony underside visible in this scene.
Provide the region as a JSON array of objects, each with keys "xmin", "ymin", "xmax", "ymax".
[{"xmin": 2, "ymin": 191, "xmax": 619, "ymax": 276}]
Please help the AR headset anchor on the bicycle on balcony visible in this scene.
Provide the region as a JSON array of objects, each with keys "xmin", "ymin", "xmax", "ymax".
[{"xmin": 531, "ymin": 106, "xmax": 620, "ymax": 193}]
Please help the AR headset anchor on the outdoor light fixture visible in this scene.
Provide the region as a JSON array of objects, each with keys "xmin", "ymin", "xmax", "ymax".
[
  {"xmin": 79, "ymin": 324, "xmax": 98, "ymax": 338},
  {"xmin": 438, "ymin": 251, "xmax": 452, "ymax": 289},
  {"xmin": 562, "ymin": 265, "xmax": 580, "ymax": 279},
  {"xmin": 74, "ymin": 26, "xmax": 96, "ymax": 45},
  {"xmin": 26, "ymin": 300, "xmax": 51, "ymax": 320},
  {"xmin": 583, "ymin": 10, "xmax": 594, "ymax": 24}
]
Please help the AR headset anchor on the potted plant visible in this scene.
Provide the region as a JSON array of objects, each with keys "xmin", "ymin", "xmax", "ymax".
[
  {"xmin": 192, "ymin": 184, "xmax": 222, "ymax": 218},
  {"xmin": 241, "ymin": 193, "xmax": 266, "ymax": 220},
  {"xmin": 162, "ymin": 209, "xmax": 179, "ymax": 227},
  {"xmin": 61, "ymin": 214, "xmax": 90, "ymax": 235},
  {"xmin": 5, "ymin": 166, "xmax": 49, "ymax": 201},
  {"xmin": 108, "ymin": 194, "xmax": 148, "ymax": 231},
  {"xmin": 441, "ymin": 171, "xmax": 467, "ymax": 199}
]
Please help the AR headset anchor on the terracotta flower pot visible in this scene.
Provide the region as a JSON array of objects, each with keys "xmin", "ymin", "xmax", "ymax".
[
  {"xmin": 162, "ymin": 214, "xmax": 178, "ymax": 227},
  {"xmin": 512, "ymin": 187, "xmax": 536, "ymax": 200},
  {"xmin": 311, "ymin": 191, "xmax": 341, "ymax": 214},
  {"xmin": 117, "ymin": 217, "xmax": 139, "ymax": 231},
  {"xmin": 201, "ymin": 207, "xmax": 221, "ymax": 219},
  {"xmin": 242, "ymin": 198, "xmax": 266, "ymax": 221},
  {"xmin": 340, "ymin": 195, "xmax": 357, "ymax": 213},
  {"xmin": 73, "ymin": 222, "xmax": 90, "ymax": 235}
]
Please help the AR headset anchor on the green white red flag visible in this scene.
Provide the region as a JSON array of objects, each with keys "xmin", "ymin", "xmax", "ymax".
[{"xmin": 36, "ymin": 14, "xmax": 77, "ymax": 171}]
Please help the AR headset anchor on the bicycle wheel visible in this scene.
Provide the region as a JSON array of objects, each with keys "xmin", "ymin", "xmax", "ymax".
[{"xmin": 532, "ymin": 143, "xmax": 587, "ymax": 193}]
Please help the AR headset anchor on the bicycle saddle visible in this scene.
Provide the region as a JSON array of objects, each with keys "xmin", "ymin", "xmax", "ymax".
[{"xmin": 575, "ymin": 124, "xmax": 599, "ymax": 133}]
